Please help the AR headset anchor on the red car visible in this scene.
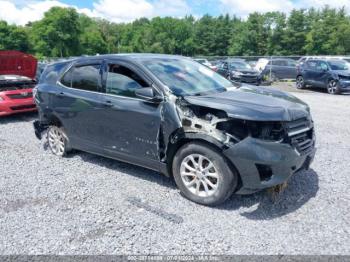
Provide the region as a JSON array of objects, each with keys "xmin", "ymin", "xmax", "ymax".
[{"xmin": 0, "ymin": 50, "xmax": 37, "ymax": 116}]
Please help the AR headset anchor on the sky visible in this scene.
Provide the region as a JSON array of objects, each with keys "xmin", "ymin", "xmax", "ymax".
[{"xmin": 0, "ymin": 0, "xmax": 350, "ymax": 25}]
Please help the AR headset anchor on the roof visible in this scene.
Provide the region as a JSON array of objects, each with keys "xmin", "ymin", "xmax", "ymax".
[{"xmin": 89, "ymin": 53, "xmax": 186, "ymax": 60}]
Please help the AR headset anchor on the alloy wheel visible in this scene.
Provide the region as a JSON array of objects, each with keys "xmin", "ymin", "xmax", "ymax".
[
  {"xmin": 296, "ymin": 76, "xmax": 304, "ymax": 89},
  {"xmin": 180, "ymin": 154, "xmax": 219, "ymax": 197},
  {"xmin": 327, "ymin": 80, "xmax": 338, "ymax": 94},
  {"xmin": 48, "ymin": 127, "xmax": 66, "ymax": 156}
]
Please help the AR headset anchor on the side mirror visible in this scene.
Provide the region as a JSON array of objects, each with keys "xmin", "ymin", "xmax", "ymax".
[{"xmin": 135, "ymin": 87, "xmax": 163, "ymax": 102}]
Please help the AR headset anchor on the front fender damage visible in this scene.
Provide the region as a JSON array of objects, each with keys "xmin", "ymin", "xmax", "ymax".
[{"xmin": 159, "ymin": 94, "xmax": 243, "ymax": 165}]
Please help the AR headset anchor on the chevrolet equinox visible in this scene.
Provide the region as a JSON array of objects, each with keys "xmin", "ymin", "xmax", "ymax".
[{"xmin": 33, "ymin": 54, "xmax": 316, "ymax": 206}]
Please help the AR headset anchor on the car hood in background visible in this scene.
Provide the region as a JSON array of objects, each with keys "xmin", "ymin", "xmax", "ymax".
[
  {"xmin": 235, "ymin": 69, "xmax": 260, "ymax": 75},
  {"xmin": 184, "ymin": 85, "xmax": 310, "ymax": 121},
  {"xmin": 0, "ymin": 50, "xmax": 37, "ymax": 79}
]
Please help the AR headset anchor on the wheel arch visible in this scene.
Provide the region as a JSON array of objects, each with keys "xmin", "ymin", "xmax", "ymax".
[
  {"xmin": 43, "ymin": 112, "xmax": 64, "ymax": 127},
  {"xmin": 165, "ymin": 131, "xmax": 242, "ymax": 189}
]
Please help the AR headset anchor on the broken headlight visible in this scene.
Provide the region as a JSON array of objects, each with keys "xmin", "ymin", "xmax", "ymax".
[{"xmin": 249, "ymin": 122, "xmax": 286, "ymax": 141}]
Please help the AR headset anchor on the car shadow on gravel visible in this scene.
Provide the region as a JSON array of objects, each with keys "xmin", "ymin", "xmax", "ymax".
[
  {"xmin": 0, "ymin": 111, "xmax": 38, "ymax": 124},
  {"xmin": 42, "ymin": 143, "xmax": 318, "ymax": 218},
  {"xmin": 65, "ymin": 151, "xmax": 178, "ymax": 190},
  {"xmin": 218, "ymin": 169, "xmax": 319, "ymax": 220}
]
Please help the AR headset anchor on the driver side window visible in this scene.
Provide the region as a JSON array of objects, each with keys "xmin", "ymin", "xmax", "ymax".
[
  {"xmin": 106, "ymin": 64, "xmax": 149, "ymax": 98},
  {"xmin": 317, "ymin": 61, "xmax": 328, "ymax": 71}
]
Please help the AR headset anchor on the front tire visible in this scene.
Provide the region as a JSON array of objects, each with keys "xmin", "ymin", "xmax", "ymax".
[
  {"xmin": 327, "ymin": 79, "xmax": 340, "ymax": 95},
  {"xmin": 172, "ymin": 142, "xmax": 238, "ymax": 206},
  {"xmin": 296, "ymin": 75, "xmax": 306, "ymax": 89},
  {"xmin": 47, "ymin": 126, "xmax": 70, "ymax": 157}
]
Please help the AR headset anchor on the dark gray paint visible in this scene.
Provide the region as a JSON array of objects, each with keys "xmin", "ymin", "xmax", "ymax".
[{"xmin": 34, "ymin": 54, "xmax": 316, "ymax": 195}]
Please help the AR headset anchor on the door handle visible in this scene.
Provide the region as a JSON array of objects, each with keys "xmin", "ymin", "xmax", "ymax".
[{"xmin": 56, "ymin": 92, "xmax": 65, "ymax": 97}]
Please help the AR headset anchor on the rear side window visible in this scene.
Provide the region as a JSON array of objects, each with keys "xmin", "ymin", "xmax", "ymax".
[
  {"xmin": 287, "ymin": 60, "xmax": 296, "ymax": 67},
  {"xmin": 61, "ymin": 64, "xmax": 101, "ymax": 92},
  {"xmin": 305, "ymin": 60, "xmax": 317, "ymax": 70},
  {"xmin": 273, "ymin": 60, "xmax": 287, "ymax": 66},
  {"xmin": 40, "ymin": 62, "xmax": 68, "ymax": 84},
  {"xmin": 317, "ymin": 61, "xmax": 329, "ymax": 71},
  {"xmin": 106, "ymin": 64, "xmax": 148, "ymax": 98}
]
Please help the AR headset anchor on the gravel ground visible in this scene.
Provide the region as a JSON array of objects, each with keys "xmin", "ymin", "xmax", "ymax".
[{"xmin": 0, "ymin": 87, "xmax": 349, "ymax": 255}]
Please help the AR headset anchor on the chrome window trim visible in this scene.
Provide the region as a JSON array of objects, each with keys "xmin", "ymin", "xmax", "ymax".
[{"xmin": 57, "ymin": 62, "xmax": 164, "ymax": 103}]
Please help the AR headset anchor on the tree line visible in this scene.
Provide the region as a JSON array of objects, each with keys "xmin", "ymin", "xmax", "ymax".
[{"xmin": 1, "ymin": 6, "xmax": 350, "ymax": 59}]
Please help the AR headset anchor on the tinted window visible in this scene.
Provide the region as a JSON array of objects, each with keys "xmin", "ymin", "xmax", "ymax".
[
  {"xmin": 305, "ymin": 60, "xmax": 317, "ymax": 70},
  {"xmin": 273, "ymin": 60, "xmax": 287, "ymax": 66},
  {"xmin": 60, "ymin": 67, "xmax": 73, "ymax": 87},
  {"xmin": 317, "ymin": 61, "xmax": 329, "ymax": 71},
  {"xmin": 71, "ymin": 65, "xmax": 101, "ymax": 92},
  {"xmin": 287, "ymin": 60, "xmax": 297, "ymax": 67},
  {"xmin": 40, "ymin": 62, "xmax": 67, "ymax": 84},
  {"xmin": 106, "ymin": 64, "xmax": 148, "ymax": 98}
]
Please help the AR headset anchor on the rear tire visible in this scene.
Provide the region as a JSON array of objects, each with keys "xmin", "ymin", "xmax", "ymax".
[
  {"xmin": 47, "ymin": 126, "xmax": 70, "ymax": 157},
  {"xmin": 172, "ymin": 141, "xmax": 238, "ymax": 206}
]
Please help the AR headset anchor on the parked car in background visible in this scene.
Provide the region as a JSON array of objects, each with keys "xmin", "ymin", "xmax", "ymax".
[
  {"xmin": 217, "ymin": 59, "xmax": 261, "ymax": 85},
  {"xmin": 296, "ymin": 59, "xmax": 350, "ymax": 94},
  {"xmin": 194, "ymin": 58, "xmax": 218, "ymax": 71},
  {"xmin": 34, "ymin": 54, "xmax": 315, "ymax": 206},
  {"xmin": 0, "ymin": 50, "xmax": 37, "ymax": 116},
  {"xmin": 257, "ymin": 58, "xmax": 297, "ymax": 81}
]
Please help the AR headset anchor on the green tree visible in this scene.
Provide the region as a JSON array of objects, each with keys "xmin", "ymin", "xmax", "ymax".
[
  {"xmin": 30, "ymin": 7, "xmax": 81, "ymax": 57},
  {"xmin": 0, "ymin": 21, "xmax": 30, "ymax": 52}
]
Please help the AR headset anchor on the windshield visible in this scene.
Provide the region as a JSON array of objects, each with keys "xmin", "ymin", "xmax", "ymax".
[
  {"xmin": 141, "ymin": 58, "xmax": 233, "ymax": 96},
  {"xmin": 230, "ymin": 61, "xmax": 251, "ymax": 70},
  {"xmin": 328, "ymin": 60, "xmax": 349, "ymax": 70}
]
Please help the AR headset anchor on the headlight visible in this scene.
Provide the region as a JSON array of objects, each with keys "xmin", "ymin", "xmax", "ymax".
[{"xmin": 0, "ymin": 96, "xmax": 3, "ymax": 101}]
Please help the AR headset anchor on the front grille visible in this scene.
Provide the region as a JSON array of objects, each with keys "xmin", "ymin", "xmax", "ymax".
[
  {"xmin": 10, "ymin": 104, "xmax": 36, "ymax": 111},
  {"xmin": 285, "ymin": 117, "xmax": 312, "ymax": 136},
  {"xmin": 285, "ymin": 117, "xmax": 314, "ymax": 155},
  {"xmin": 339, "ymin": 75, "xmax": 350, "ymax": 81},
  {"xmin": 7, "ymin": 92, "xmax": 33, "ymax": 99},
  {"xmin": 290, "ymin": 131, "xmax": 314, "ymax": 155}
]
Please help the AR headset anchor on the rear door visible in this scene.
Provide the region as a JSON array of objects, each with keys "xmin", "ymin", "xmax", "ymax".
[
  {"xmin": 286, "ymin": 59, "xmax": 297, "ymax": 79},
  {"xmin": 316, "ymin": 60, "xmax": 330, "ymax": 88},
  {"xmin": 55, "ymin": 61, "xmax": 106, "ymax": 150},
  {"xmin": 302, "ymin": 60, "xmax": 318, "ymax": 85},
  {"xmin": 272, "ymin": 59, "xmax": 295, "ymax": 79},
  {"xmin": 98, "ymin": 59, "xmax": 162, "ymax": 162}
]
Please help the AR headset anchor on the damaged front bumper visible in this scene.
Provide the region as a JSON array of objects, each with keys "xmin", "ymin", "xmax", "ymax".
[{"xmin": 224, "ymin": 137, "xmax": 316, "ymax": 194}]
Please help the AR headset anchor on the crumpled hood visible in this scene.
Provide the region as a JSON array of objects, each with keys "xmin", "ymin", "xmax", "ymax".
[
  {"xmin": 0, "ymin": 50, "xmax": 37, "ymax": 79},
  {"xmin": 333, "ymin": 70, "xmax": 350, "ymax": 77},
  {"xmin": 184, "ymin": 85, "xmax": 310, "ymax": 121}
]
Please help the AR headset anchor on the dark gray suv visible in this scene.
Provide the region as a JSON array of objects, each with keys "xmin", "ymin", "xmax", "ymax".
[
  {"xmin": 33, "ymin": 54, "xmax": 316, "ymax": 206},
  {"xmin": 296, "ymin": 59, "xmax": 350, "ymax": 94}
]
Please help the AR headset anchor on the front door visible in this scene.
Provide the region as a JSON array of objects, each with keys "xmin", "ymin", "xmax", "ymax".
[{"xmin": 98, "ymin": 60, "xmax": 162, "ymax": 163}]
